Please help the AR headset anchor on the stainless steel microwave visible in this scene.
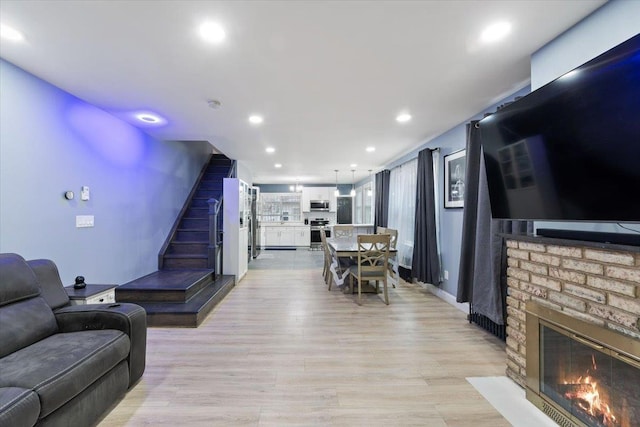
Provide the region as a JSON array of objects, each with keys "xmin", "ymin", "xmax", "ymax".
[{"xmin": 310, "ymin": 200, "xmax": 330, "ymax": 211}]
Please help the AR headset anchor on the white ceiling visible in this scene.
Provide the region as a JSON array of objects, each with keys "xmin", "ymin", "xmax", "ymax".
[{"xmin": 0, "ymin": 0, "xmax": 605, "ymax": 184}]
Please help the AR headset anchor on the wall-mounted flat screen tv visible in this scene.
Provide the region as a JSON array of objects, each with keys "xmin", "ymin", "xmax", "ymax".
[{"xmin": 480, "ymin": 34, "xmax": 640, "ymax": 223}]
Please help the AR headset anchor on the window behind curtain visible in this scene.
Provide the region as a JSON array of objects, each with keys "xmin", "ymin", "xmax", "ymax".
[
  {"xmin": 354, "ymin": 180, "xmax": 374, "ymax": 224},
  {"xmin": 388, "ymin": 158, "xmax": 418, "ymax": 268},
  {"xmin": 363, "ymin": 181, "xmax": 373, "ymax": 223}
]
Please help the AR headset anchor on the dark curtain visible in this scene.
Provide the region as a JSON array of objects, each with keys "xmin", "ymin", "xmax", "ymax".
[
  {"xmin": 456, "ymin": 120, "xmax": 532, "ymax": 325},
  {"xmin": 412, "ymin": 148, "xmax": 440, "ymax": 285},
  {"xmin": 456, "ymin": 122, "xmax": 482, "ymax": 303},
  {"xmin": 374, "ymin": 169, "xmax": 390, "ymax": 228}
]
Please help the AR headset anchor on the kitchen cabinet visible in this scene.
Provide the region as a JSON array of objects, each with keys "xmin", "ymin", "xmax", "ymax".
[
  {"xmin": 294, "ymin": 227, "xmax": 310, "ymax": 246},
  {"xmin": 279, "ymin": 227, "xmax": 296, "ymax": 246},
  {"xmin": 264, "ymin": 226, "xmax": 281, "ymax": 247},
  {"xmin": 261, "ymin": 193, "xmax": 302, "ymax": 222},
  {"xmin": 262, "ymin": 225, "xmax": 310, "ymax": 247},
  {"xmin": 329, "ymin": 189, "xmax": 337, "ymax": 212},
  {"xmin": 302, "ymin": 187, "xmax": 336, "ymax": 212}
]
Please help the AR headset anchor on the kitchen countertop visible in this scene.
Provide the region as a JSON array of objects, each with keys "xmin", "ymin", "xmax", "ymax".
[
  {"xmin": 261, "ymin": 222, "xmax": 307, "ymax": 227},
  {"xmin": 330, "ymin": 224, "xmax": 374, "ymax": 227}
]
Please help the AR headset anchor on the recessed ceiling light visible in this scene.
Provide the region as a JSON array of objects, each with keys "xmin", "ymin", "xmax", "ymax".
[
  {"xmin": 396, "ymin": 113, "xmax": 412, "ymax": 123},
  {"xmin": 1, "ymin": 23, "xmax": 24, "ymax": 41},
  {"xmin": 480, "ymin": 22, "xmax": 512, "ymax": 43},
  {"xmin": 266, "ymin": 147, "xmax": 275, "ymax": 153},
  {"xmin": 199, "ymin": 22, "xmax": 226, "ymax": 44},
  {"xmin": 274, "ymin": 163, "xmax": 282, "ymax": 168},
  {"xmin": 134, "ymin": 112, "xmax": 165, "ymax": 124},
  {"xmin": 350, "ymin": 163, "xmax": 357, "ymax": 168},
  {"xmin": 366, "ymin": 146, "xmax": 376, "ymax": 153},
  {"xmin": 249, "ymin": 115, "xmax": 264, "ymax": 125}
]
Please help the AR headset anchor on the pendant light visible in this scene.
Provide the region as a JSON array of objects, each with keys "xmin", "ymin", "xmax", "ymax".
[
  {"xmin": 291, "ymin": 179, "xmax": 303, "ymax": 192},
  {"xmin": 350, "ymin": 170, "xmax": 356, "ymax": 197},
  {"xmin": 367, "ymin": 170, "xmax": 373, "ymax": 196},
  {"xmin": 334, "ymin": 170, "xmax": 339, "ymax": 196}
]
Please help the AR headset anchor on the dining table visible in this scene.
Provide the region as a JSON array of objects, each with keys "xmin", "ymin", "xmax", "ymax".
[
  {"xmin": 326, "ymin": 236, "xmax": 398, "ymax": 293},
  {"xmin": 326, "ymin": 236, "xmax": 398, "ymax": 258}
]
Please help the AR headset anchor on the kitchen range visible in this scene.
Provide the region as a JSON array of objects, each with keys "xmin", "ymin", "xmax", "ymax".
[{"xmin": 310, "ymin": 218, "xmax": 331, "ymax": 250}]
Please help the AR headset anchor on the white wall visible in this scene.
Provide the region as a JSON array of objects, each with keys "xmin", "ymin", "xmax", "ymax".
[
  {"xmin": 0, "ymin": 60, "xmax": 212, "ymax": 285},
  {"xmin": 531, "ymin": 0, "xmax": 640, "ymax": 234},
  {"xmin": 236, "ymin": 160, "xmax": 254, "ymax": 186},
  {"xmin": 531, "ymin": 0, "xmax": 640, "ymax": 90}
]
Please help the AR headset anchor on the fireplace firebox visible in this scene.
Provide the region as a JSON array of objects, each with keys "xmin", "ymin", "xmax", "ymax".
[{"xmin": 526, "ymin": 302, "xmax": 640, "ymax": 427}]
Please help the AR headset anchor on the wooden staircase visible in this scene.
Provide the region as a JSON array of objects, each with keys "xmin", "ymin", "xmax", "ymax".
[
  {"xmin": 162, "ymin": 154, "xmax": 232, "ymax": 269},
  {"xmin": 115, "ymin": 154, "xmax": 236, "ymax": 327}
]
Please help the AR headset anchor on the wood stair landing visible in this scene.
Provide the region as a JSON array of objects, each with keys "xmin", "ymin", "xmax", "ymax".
[{"xmin": 116, "ymin": 270, "xmax": 235, "ymax": 327}]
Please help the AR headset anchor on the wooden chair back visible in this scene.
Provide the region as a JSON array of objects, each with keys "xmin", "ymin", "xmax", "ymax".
[
  {"xmin": 349, "ymin": 233, "xmax": 391, "ymax": 305},
  {"xmin": 356, "ymin": 234, "xmax": 391, "ymax": 274},
  {"xmin": 333, "ymin": 225, "xmax": 354, "ymax": 239},
  {"xmin": 320, "ymin": 228, "xmax": 333, "ymax": 287},
  {"xmin": 376, "ymin": 227, "xmax": 398, "ymax": 249}
]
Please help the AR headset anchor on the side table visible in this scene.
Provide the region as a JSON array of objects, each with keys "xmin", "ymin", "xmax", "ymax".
[{"xmin": 64, "ymin": 284, "xmax": 117, "ymax": 305}]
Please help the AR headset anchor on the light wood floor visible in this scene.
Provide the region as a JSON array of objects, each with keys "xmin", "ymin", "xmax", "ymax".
[{"xmin": 99, "ymin": 263, "xmax": 510, "ymax": 426}]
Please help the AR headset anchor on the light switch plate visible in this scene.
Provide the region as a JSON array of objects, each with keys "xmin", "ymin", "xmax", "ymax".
[
  {"xmin": 76, "ymin": 215, "xmax": 94, "ymax": 228},
  {"xmin": 444, "ymin": 270, "xmax": 449, "ymax": 280}
]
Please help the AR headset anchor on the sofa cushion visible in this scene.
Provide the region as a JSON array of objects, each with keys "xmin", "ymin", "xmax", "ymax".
[
  {"xmin": 36, "ymin": 362, "xmax": 129, "ymax": 427},
  {"xmin": 0, "ymin": 330, "xmax": 130, "ymax": 419},
  {"xmin": 0, "ymin": 253, "xmax": 59, "ymax": 358},
  {"xmin": 27, "ymin": 259, "xmax": 70, "ymax": 310},
  {"xmin": 0, "ymin": 387, "xmax": 40, "ymax": 427},
  {"xmin": 0, "ymin": 296, "xmax": 58, "ymax": 358},
  {"xmin": 0, "ymin": 253, "xmax": 40, "ymax": 306}
]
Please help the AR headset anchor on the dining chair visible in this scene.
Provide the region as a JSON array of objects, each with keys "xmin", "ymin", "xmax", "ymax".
[
  {"xmin": 327, "ymin": 245, "xmax": 356, "ymax": 291},
  {"xmin": 348, "ymin": 233, "xmax": 391, "ymax": 305},
  {"xmin": 320, "ymin": 228, "xmax": 332, "ymax": 287},
  {"xmin": 377, "ymin": 227, "xmax": 399, "ymax": 287},
  {"xmin": 333, "ymin": 225, "xmax": 354, "ymax": 239}
]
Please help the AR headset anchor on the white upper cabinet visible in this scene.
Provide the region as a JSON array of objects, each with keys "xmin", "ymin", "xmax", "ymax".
[{"xmin": 302, "ymin": 187, "xmax": 335, "ymax": 212}]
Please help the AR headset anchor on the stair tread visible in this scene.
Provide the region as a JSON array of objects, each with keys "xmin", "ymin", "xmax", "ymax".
[
  {"xmin": 136, "ymin": 275, "xmax": 235, "ymax": 314},
  {"xmin": 118, "ymin": 269, "xmax": 214, "ymax": 291},
  {"xmin": 164, "ymin": 253, "xmax": 207, "ymax": 258}
]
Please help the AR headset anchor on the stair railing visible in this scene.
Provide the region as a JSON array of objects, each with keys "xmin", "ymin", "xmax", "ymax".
[
  {"xmin": 207, "ymin": 198, "xmax": 220, "ymax": 272},
  {"xmin": 208, "ymin": 160, "xmax": 236, "ymax": 275}
]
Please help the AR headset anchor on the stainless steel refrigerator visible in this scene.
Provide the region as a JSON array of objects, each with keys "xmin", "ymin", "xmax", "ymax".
[{"xmin": 250, "ymin": 187, "xmax": 261, "ymax": 258}]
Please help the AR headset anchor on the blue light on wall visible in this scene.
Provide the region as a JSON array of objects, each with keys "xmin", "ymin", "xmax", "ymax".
[{"xmin": 66, "ymin": 103, "xmax": 147, "ymax": 167}]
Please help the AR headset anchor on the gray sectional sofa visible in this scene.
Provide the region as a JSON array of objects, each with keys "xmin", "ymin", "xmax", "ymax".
[{"xmin": 0, "ymin": 253, "xmax": 146, "ymax": 427}]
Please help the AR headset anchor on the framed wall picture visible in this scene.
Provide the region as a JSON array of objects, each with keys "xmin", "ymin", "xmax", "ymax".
[{"xmin": 444, "ymin": 149, "xmax": 466, "ymax": 208}]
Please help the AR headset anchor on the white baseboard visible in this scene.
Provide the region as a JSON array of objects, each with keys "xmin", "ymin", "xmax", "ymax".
[{"xmin": 415, "ymin": 280, "xmax": 469, "ymax": 313}]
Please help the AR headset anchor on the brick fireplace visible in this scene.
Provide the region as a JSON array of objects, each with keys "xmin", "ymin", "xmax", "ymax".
[{"xmin": 504, "ymin": 236, "xmax": 640, "ymax": 426}]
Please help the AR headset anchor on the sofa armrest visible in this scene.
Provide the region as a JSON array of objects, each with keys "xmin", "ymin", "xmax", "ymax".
[{"xmin": 54, "ymin": 303, "xmax": 147, "ymax": 388}]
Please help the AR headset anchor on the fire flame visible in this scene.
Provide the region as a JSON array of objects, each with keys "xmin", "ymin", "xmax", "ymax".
[{"xmin": 562, "ymin": 354, "xmax": 618, "ymax": 426}]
